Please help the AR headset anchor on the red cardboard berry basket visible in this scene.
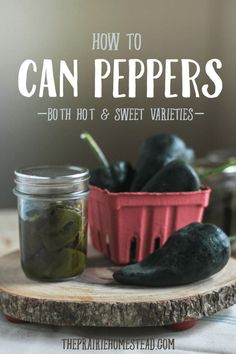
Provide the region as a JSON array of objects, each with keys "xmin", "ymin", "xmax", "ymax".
[{"xmin": 88, "ymin": 185, "xmax": 211, "ymax": 265}]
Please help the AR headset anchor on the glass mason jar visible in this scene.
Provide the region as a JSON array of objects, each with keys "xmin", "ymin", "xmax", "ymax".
[
  {"xmin": 195, "ymin": 150, "xmax": 236, "ymax": 236},
  {"xmin": 14, "ymin": 165, "xmax": 90, "ymax": 281}
]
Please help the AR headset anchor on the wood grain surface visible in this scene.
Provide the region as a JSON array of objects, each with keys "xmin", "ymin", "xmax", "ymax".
[{"xmin": 0, "ymin": 250, "xmax": 236, "ymax": 327}]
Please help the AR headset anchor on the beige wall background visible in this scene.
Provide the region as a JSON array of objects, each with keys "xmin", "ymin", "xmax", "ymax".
[{"xmin": 0, "ymin": 0, "xmax": 236, "ymax": 207}]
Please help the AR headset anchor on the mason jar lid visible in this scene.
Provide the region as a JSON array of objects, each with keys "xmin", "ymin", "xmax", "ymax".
[{"xmin": 14, "ymin": 165, "xmax": 90, "ymax": 197}]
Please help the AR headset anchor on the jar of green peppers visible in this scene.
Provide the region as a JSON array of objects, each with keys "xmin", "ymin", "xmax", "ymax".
[{"xmin": 14, "ymin": 165, "xmax": 90, "ymax": 281}]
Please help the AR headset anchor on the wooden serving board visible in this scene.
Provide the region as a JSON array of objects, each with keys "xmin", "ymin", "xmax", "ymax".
[{"xmin": 0, "ymin": 248, "xmax": 236, "ymax": 327}]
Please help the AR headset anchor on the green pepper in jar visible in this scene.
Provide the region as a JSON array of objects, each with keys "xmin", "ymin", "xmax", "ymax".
[
  {"xmin": 40, "ymin": 206, "xmax": 81, "ymax": 251},
  {"xmin": 24, "ymin": 247, "xmax": 86, "ymax": 280},
  {"xmin": 19, "ymin": 203, "xmax": 87, "ymax": 281}
]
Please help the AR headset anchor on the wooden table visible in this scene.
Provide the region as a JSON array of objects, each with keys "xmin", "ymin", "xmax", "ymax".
[
  {"xmin": 0, "ymin": 209, "xmax": 236, "ymax": 327},
  {"xmin": 0, "ymin": 209, "xmax": 236, "ymax": 353}
]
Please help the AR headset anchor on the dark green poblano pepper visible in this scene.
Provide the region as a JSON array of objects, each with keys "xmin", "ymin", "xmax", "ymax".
[
  {"xmin": 141, "ymin": 160, "xmax": 200, "ymax": 192},
  {"xmin": 81, "ymin": 132, "xmax": 134, "ymax": 192},
  {"xmin": 113, "ymin": 222, "xmax": 231, "ymax": 287},
  {"xmin": 141, "ymin": 153, "xmax": 236, "ymax": 194},
  {"xmin": 130, "ymin": 134, "xmax": 194, "ymax": 191}
]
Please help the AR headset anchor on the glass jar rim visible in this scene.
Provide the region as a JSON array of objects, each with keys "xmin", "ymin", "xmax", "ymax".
[{"xmin": 14, "ymin": 165, "xmax": 90, "ymax": 196}]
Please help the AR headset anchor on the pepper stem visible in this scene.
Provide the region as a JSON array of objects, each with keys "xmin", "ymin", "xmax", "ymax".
[
  {"xmin": 80, "ymin": 132, "xmax": 110, "ymax": 170},
  {"xmin": 199, "ymin": 159, "xmax": 236, "ymax": 179},
  {"xmin": 229, "ymin": 235, "xmax": 236, "ymax": 243}
]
